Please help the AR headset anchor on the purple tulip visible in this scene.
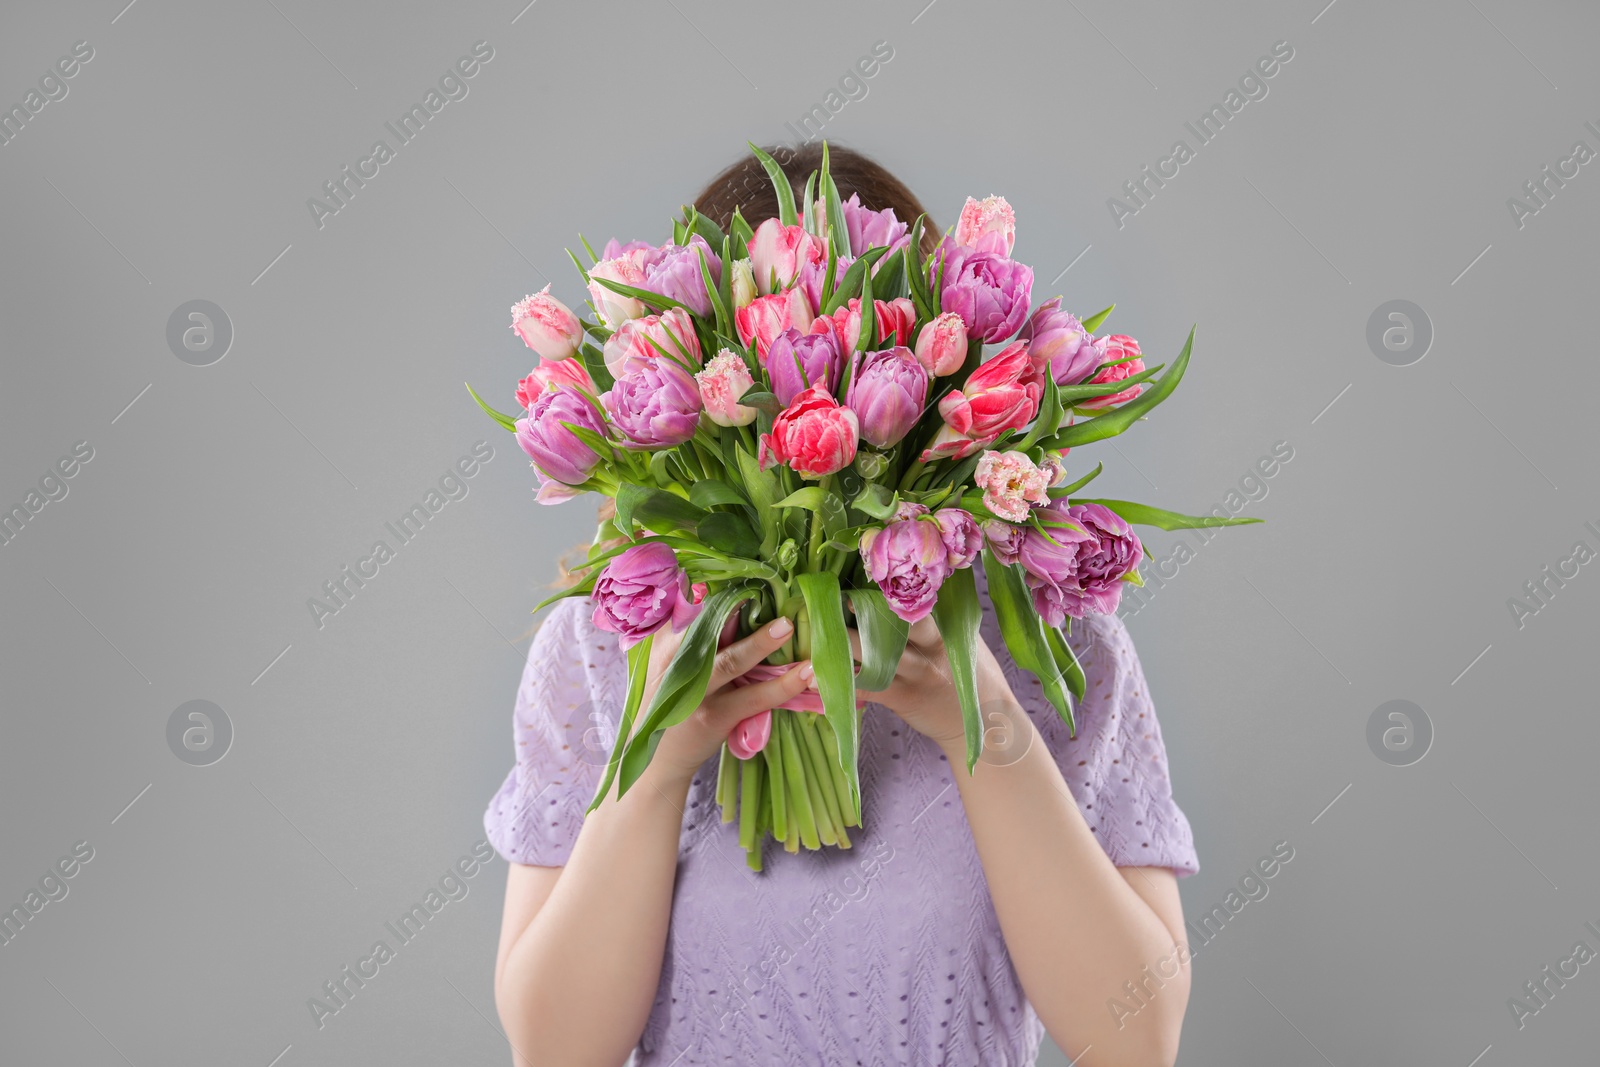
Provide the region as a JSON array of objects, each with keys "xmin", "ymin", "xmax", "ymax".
[
  {"xmin": 643, "ymin": 235, "xmax": 722, "ymax": 318},
  {"xmin": 1017, "ymin": 501, "xmax": 1143, "ymax": 625},
  {"xmin": 591, "ymin": 543, "xmax": 701, "ymax": 648},
  {"xmin": 604, "ymin": 357, "xmax": 701, "ymax": 449},
  {"xmin": 795, "ymin": 253, "xmax": 853, "ymax": 315},
  {"xmin": 933, "ymin": 508, "xmax": 982, "ymax": 570},
  {"xmin": 600, "ymin": 237, "xmax": 653, "ymax": 261},
  {"xmin": 1021, "ymin": 298, "xmax": 1099, "ymax": 386},
  {"xmin": 842, "ymin": 193, "xmax": 909, "ymax": 259},
  {"xmin": 934, "ymin": 237, "xmax": 1034, "ymax": 344},
  {"xmin": 846, "ymin": 346, "xmax": 929, "ymax": 448},
  {"xmin": 766, "ymin": 327, "xmax": 843, "ymax": 407},
  {"xmin": 515, "ymin": 386, "xmax": 608, "ymax": 504},
  {"xmin": 983, "ymin": 519, "xmax": 1027, "ymax": 566},
  {"xmin": 860, "ymin": 503, "xmax": 950, "ymax": 623}
]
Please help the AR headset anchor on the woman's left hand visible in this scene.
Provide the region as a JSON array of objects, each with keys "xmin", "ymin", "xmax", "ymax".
[{"xmin": 847, "ymin": 615, "xmax": 1020, "ymax": 754}]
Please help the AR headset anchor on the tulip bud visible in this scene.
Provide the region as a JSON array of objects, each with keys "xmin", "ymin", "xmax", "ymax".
[
  {"xmin": 510, "ymin": 286, "xmax": 584, "ymax": 361},
  {"xmin": 696, "ymin": 350, "xmax": 759, "ymax": 427},
  {"xmin": 847, "ymin": 346, "xmax": 929, "ymax": 449},
  {"xmin": 730, "ymin": 258, "xmax": 757, "ymax": 310},
  {"xmin": 777, "ymin": 538, "xmax": 800, "ymax": 570},
  {"xmin": 954, "ymin": 195, "xmax": 1017, "ymax": 256},
  {"xmin": 854, "ymin": 450, "xmax": 889, "ymax": 482},
  {"xmin": 914, "ymin": 312, "xmax": 969, "ymax": 376}
]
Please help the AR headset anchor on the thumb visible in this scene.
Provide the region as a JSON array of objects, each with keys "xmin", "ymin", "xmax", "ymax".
[{"xmin": 705, "ymin": 660, "xmax": 815, "ymax": 725}]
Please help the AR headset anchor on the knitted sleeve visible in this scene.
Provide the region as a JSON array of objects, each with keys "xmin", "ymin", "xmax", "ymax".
[{"xmin": 483, "ymin": 596, "xmax": 628, "ymax": 867}]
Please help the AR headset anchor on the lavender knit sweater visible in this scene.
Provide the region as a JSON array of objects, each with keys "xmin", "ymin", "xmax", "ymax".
[{"xmin": 485, "ymin": 571, "xmax": 1198, "ymax": 1066}]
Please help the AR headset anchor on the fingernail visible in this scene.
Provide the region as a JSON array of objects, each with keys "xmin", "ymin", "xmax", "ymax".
[
  {"xmin": 798, "ymin": 662, "xmax": 815, "ymax": 684},
  {"xmin": 769, "ymin": 618, "xmax": 793, "ymax": 639}
]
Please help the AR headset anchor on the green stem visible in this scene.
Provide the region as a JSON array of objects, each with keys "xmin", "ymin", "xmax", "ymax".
[
  {"xmin": 799, "ymin": 714, "xmax": 849, "ymax": 848},
  {"xmin": 763, "ymin": 723, "xmax": 789, "ymax": 845},
  {"xmin": 779, "ymin": 713, "xmax": 819, "ymax": 850},
  {"xmin": 813, "ymin": 713, "xmax": 860, "ymax": 826},
  {"xmin": 898, "ymin": 459, "xmax": 927, "ymax": 491},
  {"xmin": 739, "ymin": 754, "xmax": 762, "ymax": 852},
  {"xmin": 717, "ymin": 744, "xmax": 737, "ymax": 822}
]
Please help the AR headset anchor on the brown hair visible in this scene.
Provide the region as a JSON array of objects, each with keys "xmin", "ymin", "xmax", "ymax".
[{"xmin": 693, "ymin": 143, "xmax": 940, "ymax": 259}]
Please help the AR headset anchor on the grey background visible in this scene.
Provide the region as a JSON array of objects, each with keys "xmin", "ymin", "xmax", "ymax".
[{"xmin": 2, "ymin": 0, "xmax": 1596, "ymax": 1063}]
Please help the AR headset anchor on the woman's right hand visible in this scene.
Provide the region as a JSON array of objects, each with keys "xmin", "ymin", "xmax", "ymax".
[{"xmin": 632, "ymin": 615, "xmax": 813, "ymax": 789}]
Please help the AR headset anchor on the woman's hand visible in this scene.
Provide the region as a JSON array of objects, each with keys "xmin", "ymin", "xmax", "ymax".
[
  {"xmin": 633, "ymin": 615, "xmax": 814, "ymax": 789},
  {"xmin": 854, "ymin": 614, "xmax": 1020, "ymax": 757}
]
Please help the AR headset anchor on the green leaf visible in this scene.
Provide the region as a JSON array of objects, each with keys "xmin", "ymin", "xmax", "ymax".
[
  {"xmin": 773, "ymin": 486, "xmax": 827, "ymax": 510},
  {"xmin": 729, "ymin": 209, "xmax": 754, "ymax": 255},
  {"xmin": 905, "ymin": 215, "xmax": 935, "ymax": 321},
  {"xmin": 559, "ymin": 421, "xmax": 612, "ymax": 460},
  {"xmin": 1048, "ymin": 327, "xmax": 1195, "ymax": 449},
  {"xmin": 849, "ymin": 588, "xmax": 908, "ymax": 691},
  {"xmin": 797, "ymin": 571, "xmax": 859, "ymax": 806},
  {"xmin": 687, "ymin": 209, "xmax": 725, "ymax": 249},
  {"xmin": 1074, "ymin": 498, "xmax": 1264, "ymax": 530},
  {"xmin": 615, "ymin": 484, "xmax": 706, "ymax": 537},
  {"xmin": 850, "ymin": 483, "xmax": 898, "ymax": 520},
  {"xmin": 821, "ymin": 248, "xmax": 889, "ymax": 315},
  {"xmin": 689, "ymin": 479, "xmax": 750, "ymax": 510},
  {"xmin": 587, "ymin": 634, "xmax": 652, "ymax": 812},
  {"xmin": 590, "ymin": 276, "xmax": 689, "ymax": 314},
  {"xmin": 1019, "ymin": 373, "xmax": 1064, "ymax": 448},
  {"xmin": 1081, "ymin": 304, "xmax": 1114, "ymax": 334},
  {"xmin": 698, "ymin": 247, "xmax": 731, "ymax": 339},
  {"xmin": 566, "ymin": 247, "xmax": 592, "ymax": 283},
  {"xmin": 736, "ymin": 387, "xmax": 783, "ymax": 415},
  {"xmin": 1054, "ymin": 462, "xmax": 1103, "ymax": 497},
  {"xmin": 465, "ymin": 383, "xmax": 520, "ymax": 432},
  {"xmin": 747, "ymin": 142, "xmax": 797, "ymax": 226},
  {"xmin": 579, "ymin": 343, "xmax": 615, "ymax": 392},
  {"xmin": 800, "ymin": 171, "xmax": 819, "ymax": 235},
  {"xmin": 821, "ymin": 144, "xmax": 851, "ymax": 260},
  {"xmin": 931, "ymin": 566, "xmax": 985, "ymax": 773},
  {"xmin": 617, "ymin": 586, "xmax": 753, "ymax": 796},
  {"xmin": 873, "ymin": 247, "xmax": 906, "ymax": 299},
  {"xmin": 1044, "ymin": 625, "xmax": 1085, "ymax": 720},
  {"xmin": 635, "ymin": 488, "xmax": 708, "ymax": 534},
  {"xmin": 981, "ymin": 551, "xmax": 1073, "ymax": 729},
  {"xmin": 532, "ymin": 570, "xmax": 598, "ymax": 613},
  {"xmin": 1054, "ymin": 362, "xmax": 1164, "ymax": 403},
  {"xmin": 697, "ymin": 511, "xmax": 762, "ymax": 556}
]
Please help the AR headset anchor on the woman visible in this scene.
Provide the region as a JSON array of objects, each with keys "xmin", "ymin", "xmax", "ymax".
[{"xmin": 486, "ymin": 146, "xmax": 1197, "ymax": 1067}]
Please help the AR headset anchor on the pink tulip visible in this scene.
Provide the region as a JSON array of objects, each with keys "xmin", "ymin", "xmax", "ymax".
[
  {"xmin": 602, "ymin": 307, "xmax": 701, "ymax": 377},
  {"xmin": 922, "ymin": 341, "xmax": 1041, "ymax": 460},
  {"xmin": 973, "ymin": 449, "xmax": 1051, "ymax": 522},
  {"xmin": 953, "ymin": 195, "xmax": 1017, "ymax": 256},
  {"xmin": 748, "ymin": 218, "xmax": 825, "ymax": 295},
  {"xmin": 509, "ymin": 286, "xmax": 584, "ymax": 361},
  {"xmin": 913, "ymin": 312, "xmax": 969, "ymax": 376},
  {"xmin": 586, "ymin": 248, "xmax": 652, "ymax": 329},
  {"xmin": 515, "ymin": 357, "xmax": 595, "ymax": 410},
  {"xmin": 1077, "ymin": 335, "xmax": 1145, "ymax": 409},
  {"xmin": 735, "ymin": 288, "xmax": 814, "ymax": 361},
  {"xmin": 696, "ymin": 350, "xmax": 758, "ymax": 427},
  {"xmin": 759, "ymin": 384, "xmax": 859, "ymax": 479},
  {"xmin": 810, "ymin": 297, "xmax": 916, "ymax": 353}
]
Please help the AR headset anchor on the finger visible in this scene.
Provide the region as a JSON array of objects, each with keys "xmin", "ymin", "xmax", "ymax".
[
  {"xmin": 707, "ymin": 660, "xmax": 814, "ymax": 720},
  {"xmin": 707, "ymin": 616, "xmax": 796, "ymax": 691}
]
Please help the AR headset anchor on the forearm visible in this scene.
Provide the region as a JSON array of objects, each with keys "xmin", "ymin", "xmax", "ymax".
[
  {"xmin": 942, "ymin": 715, "xmax": 1189, "ymax": 1066},
  {"xmin": 496, "ymin": 766, "xmax": 690, "ymax": 1066}
]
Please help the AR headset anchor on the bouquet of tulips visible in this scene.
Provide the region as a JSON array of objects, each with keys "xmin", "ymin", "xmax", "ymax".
[{"xmin": 470, "ymin": 144, "xmax": 1255, "ymax": 869}]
